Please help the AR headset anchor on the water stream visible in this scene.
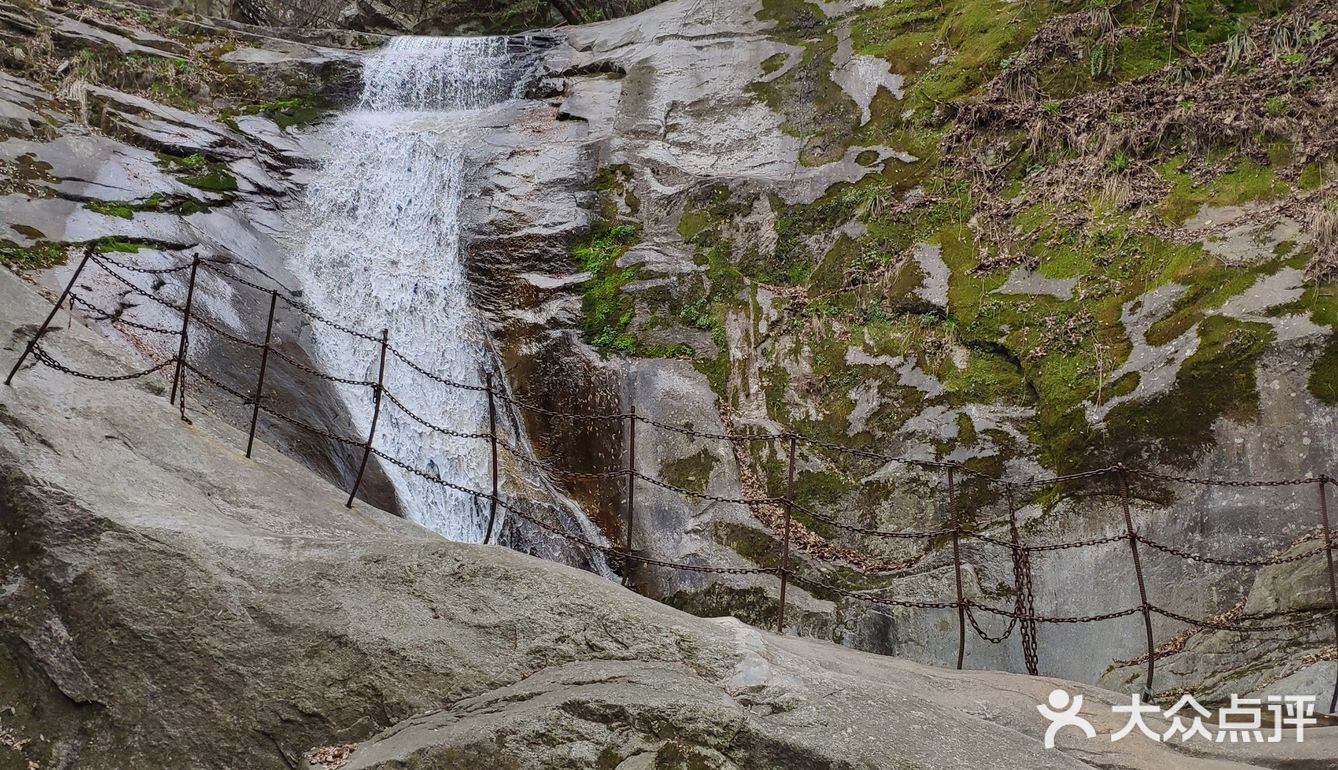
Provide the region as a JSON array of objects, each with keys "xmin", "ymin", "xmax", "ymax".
[{"xmin": 291, "ymin": 37, "xmax": 533, "ymax": 542}]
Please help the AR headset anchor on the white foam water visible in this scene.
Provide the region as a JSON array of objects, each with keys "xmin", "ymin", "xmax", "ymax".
[{"xmin": 291, "ymin": 37, "xmax": 526, "ymax": 542}]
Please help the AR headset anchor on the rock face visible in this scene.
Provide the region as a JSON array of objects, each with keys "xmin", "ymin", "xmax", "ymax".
[
  {"xmin": 453, "ymin": 0, "xmax": 1338, "ymax": 703},
  {"xmin": 0, "ymin": 0, "xmax": 404, "ymax": 511},
  {"xmin": 4, "ymin": 0, "xmax": 1336, "ymax": 724},
  {"xmin": 4, "ymin": 266, "xmax": 1337, "ymax": 770}
]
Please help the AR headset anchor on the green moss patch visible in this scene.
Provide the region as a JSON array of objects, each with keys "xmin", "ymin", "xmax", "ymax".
[
  {"xmin": 660, "ymin": 449, "xmax": 718, "ymax": 494},
  {"xmin": 84, "ymin": 200, "xmax": 134, "ymax": 219},
  {"xmin": 1098, "ymin": 316, "xmax": 1276, "ymax": 468},
  {"xmin": 577, "ymin": 222, "xmax": 643, "ymax": 355},
  {"xmin": 159, "ymin": 153, "xmax": 238, "ymax": 193},
  {"xmin": 1310, "ymin": 338, "xmax": 1338, "ymax": 406},
  {"xmin": 220, "ymin": 97, "xmax": 326, "ymax": 130},
  {"xmin": 0, "ymin": 240, "xmax": 66, "ymax": 270}
]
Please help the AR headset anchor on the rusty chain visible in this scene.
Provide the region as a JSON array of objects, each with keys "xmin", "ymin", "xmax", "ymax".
[
  {"xmin": 496, "ymin": 438, "xmax": 629, "ymax": 480},
  {"xmin": 69, "ymin": 293, "xmax": 179, "ymax": 336},
  {"xmin": 1150, "ymin": 605, "xmax": 1331, "ymax": 633},
  {"xmin": 632, "ymin": 470, "xmax": 784, "ymax": 507},
  {"xmin": 89, "ymin": 255, "xmax": 187, "ymax": 312},
  {"xmin": 968, "ymin": 601, "xmax": 1144, "ymax": 624},
  {"xmin": 499, "ymin": 391, "xmax": 630, "ymax": 422},
  {"xmin": 181, "ymin": 361, "xmax": 254, "ymax": 404},
  {"xmin": 1130, "ymin": 467, "xmax": 1324, "ymax": 488},
  {"xmin": 268, "ymin": 346, "xmax": 377, "ymax": 388},
  {"xmin": 386, "ymin": 347, "xmax": 490, "ymax": 392},
  {"xmin": 637, "ymin": 416, "xmax": 784, "ymax": 442},
  {"xmin": 382, "ymin": 389, "xmax": 492, "ymax": 441},
  {"xmin": 187, "ymin": 311, "xmax": 266, "ymax": 350},
  {"xmin": 257, "ymin": 403, "xmax": 364, "ymax": 447},
  {"xmin": 790, "ymin": 499, "xmax": 956, "ymax": 540},
  {"xmin": 31, "ymin": 343, "xmax": 176, "ymax": 382},
  {"xmin": 1136, "ymin": 534, "xmax": 1331, "ymax": 567},
  {"xmin": 91, "ymin": 252, "xmax": 197, "ymax": 275},
  {"xmin": 788, "ymin": 573, "xmax": 960, "ymax": 609},
  {"xmin": 965, "ymin": 604, "xmax": 1019, "ymax": 643}
]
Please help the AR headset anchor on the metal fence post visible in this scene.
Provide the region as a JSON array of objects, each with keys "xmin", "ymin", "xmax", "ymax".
[
  {"xmin": 1118, "ymin": 465, "xmax": 1157, "ymax": 699},
  {"xmin": 777, "ymin": 433, "xmax": 797, "ymax": 634},
  {"xmin": 6, "ymin": 245, "xmax": 94, "ymax": 386},
  {"xmin": 1317, "ymin": 475, "xmax": 1338, "ymax": 714},
  {"xmin": 245, "ymin": 290, "xmax": 278, "ymax": 458},
  {"xmin": 622, "ymin": 405, "xmax": 637, "ymax": 587},
  {"xmin": 168, "ymin": 256, "xmax": 201, "ymax": 408},
  {"xmin": 483, "ymin": 372, "xmax": 500, "ymax": 544},
  {"xmin": 346, "ymin": 329, "xmax": 389, "ymax": 509},
  {"xmin": 949, "ymin": 467, "xmax": 967, "ymax": 669}
]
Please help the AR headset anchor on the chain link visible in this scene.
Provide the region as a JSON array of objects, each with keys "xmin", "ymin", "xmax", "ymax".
[
  {"xmin": 497, "ymin": 438, "xmax": 628, "ymax": 479},
  {"xmin": 187, "ymin": 311, "xmax": 266, "ymax": 350},
  {"xmin": 965, "ymin": 604, "xmax": 1019, "ymax": 643},
  {"xmin": 499, "ymin": 391, "xmax": 629, "ymax": 422},
  {"xmin": 92, "ymin": 252, "xmax": 196, "ymax": 275},
  {"xmin": 69, "ymin": 293, "xmax": 179, "ymax": 336},
  {"xmin": 1150, "ymin": 605, "xmax": 1331, "ymax": 632},
  {"xmin": 254, "ymin": 402, "xmax": 364, "ymax": 446},
  {"xmin": 387, "ymin": 347, "xmax": 490, "ymax": 392},
  {"xmin": 632, "ymin": 470, "xmax": 783, "ymax": 506},
  {"xmin": 790, "ymin": 500, "xmax": 955, "ymax": 540},
  {"xmin": 1137, "ymin": 534, "xmax": 1330, "ymax": 567},
  {"xmin": 90, "ymin": 255, "xmax": 186, "ymax": 311},
  {"xmin": 31, "ymin": 343, "xmax": 176, "ymax": 382},
  {"xmin": 268, "ymin": 346, "xmax": 377, "ymax": 388},
  {"xmin": 382, "ymin": 389, "xmax": 491, "ymax": 441},
  {"xmin": 181, "ymin": 361, "xmax": 253, "ymax": 403},
  {"xmin": 636, "ymin": 416, "xmax": 783, "ymax": 442},
  {"xmin": 1130, "ymin": 467, "xmax": 1323, "ymax": 488},
  {"xmin": 788, "ymin": 573, "xmax": 960, "ymax": 610}
]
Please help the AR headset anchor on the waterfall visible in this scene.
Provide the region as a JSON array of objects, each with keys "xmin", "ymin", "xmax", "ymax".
[{"xmin": 291, "ymin": 37, "xmax": 531, "ymax": 542}]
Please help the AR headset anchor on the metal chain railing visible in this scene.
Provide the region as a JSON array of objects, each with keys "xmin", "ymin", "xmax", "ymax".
[{"xmin": 7, "ymin": 248, "xmax": 1338, "ymax": 709}]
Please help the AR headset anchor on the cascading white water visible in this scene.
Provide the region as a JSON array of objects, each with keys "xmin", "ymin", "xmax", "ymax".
[{"xmin": 292, "ymin": 37, "xmax": 527, "ymax": 542}]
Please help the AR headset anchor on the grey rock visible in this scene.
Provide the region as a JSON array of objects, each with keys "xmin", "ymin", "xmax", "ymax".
[
  {"xmin": 5, "ymin": 267, "xmax": 1335, "ymax": 770},
  {"xmin": 995, "ymin": 266, "xmax": 1078, "ymax": 300}
]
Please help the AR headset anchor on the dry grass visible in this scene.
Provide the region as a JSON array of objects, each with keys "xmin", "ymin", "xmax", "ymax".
[
  {"xmin": 1308, "ymin": 204, "xmax": 1338, "ymax": 283},
  {"xmin": 307, "ymin": 743, "xmax": 356, "ymax": 770},
  {"xmin": 944, "ymin": 0, "xmax": 1338, "ymax": 272}
]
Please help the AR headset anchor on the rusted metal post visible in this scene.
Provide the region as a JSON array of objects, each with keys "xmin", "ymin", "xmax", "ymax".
[
  {"xmin": 1118, "ymin": 465, "xmax": 1157, "ymax": 699},
  {"xmin": 949, "ymin": 467, "xmax": 967, "ymax": 669},
  {"xmin": 777, "ymin": 433, "xmax": 797, "ymax": 634},
  {"xmin": 346, "ymin": 329, "xmax": 389, "ymax": 509},
  {"xmin": 483, "ymin": 372, "xmax": 500, "ymax": 544},
  {"xmin": 6, "ymin": 245, "xmax": 93, "ymax": 386},
  {"xmin": 245, "ymin": 290, "xmax": 279, "ymax": 459},
  {"xmin": 168, "ymin": 256, "xmax": 201, "ymax": 406},
  {"xmin": 621, "ymin": 405, "xmax": 637, "ymax": 587},
  {"xmin": 1317, "ymin": 476, "xmax": 1338, "ymax": 714}
]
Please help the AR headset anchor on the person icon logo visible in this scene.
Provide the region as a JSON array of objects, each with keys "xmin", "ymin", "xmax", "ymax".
[{"xmin": 1037, "ymin": 688, "xmax": 1097, "ymax": 748}]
